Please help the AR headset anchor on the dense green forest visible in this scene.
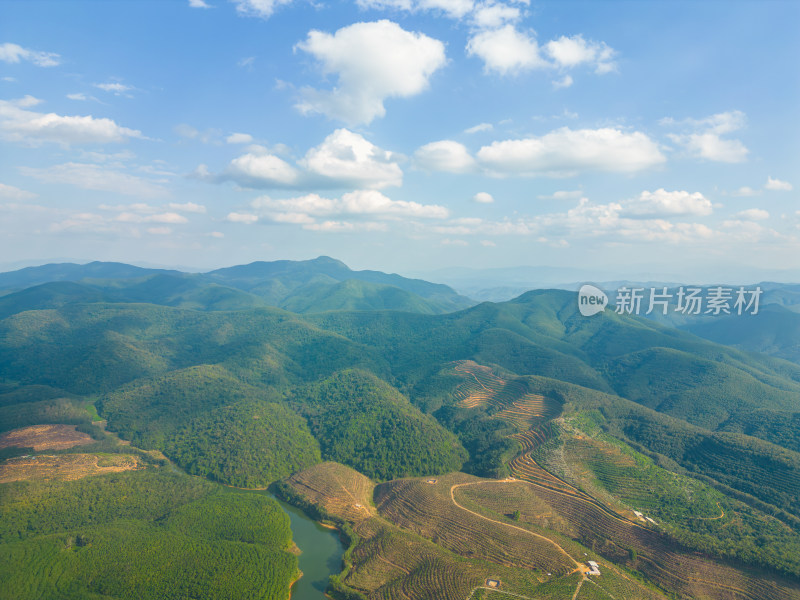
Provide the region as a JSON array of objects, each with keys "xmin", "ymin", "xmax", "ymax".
[
  {"xmin": 295, "ymin": 370, "xmax": 468, "ymax": 481},
  {"xmin": 0, "ymin": 470, "xmax": 298, "ymax": 600}
]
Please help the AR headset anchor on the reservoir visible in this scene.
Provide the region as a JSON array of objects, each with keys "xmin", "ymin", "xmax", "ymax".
[{"xmin": 274, "ymin": 497, "xmax": 346, "ymax": 600}]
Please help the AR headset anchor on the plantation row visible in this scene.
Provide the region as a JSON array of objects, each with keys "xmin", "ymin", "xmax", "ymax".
[
  {"xmin": 501, "ymin": 469, "xmax": 800, "ymax": 600},
  {"xmin": 375, "ymin": 476, "xmax": 575, "ymax": 576}
]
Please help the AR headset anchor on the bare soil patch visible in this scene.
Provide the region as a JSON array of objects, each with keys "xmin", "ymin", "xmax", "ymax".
[{"xmin": 0, "ymin": 424, "xmax": 93, "ymax": 451}]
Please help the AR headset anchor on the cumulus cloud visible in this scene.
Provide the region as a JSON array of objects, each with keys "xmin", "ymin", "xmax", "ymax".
[
  {"xmin": 295, "ymin": 20, "xmax": 446, "ymax": 125},
  {"xmin": 19, "ymin": 163, "xmax": 168, "ymax": 198},
  {"xmin": 226, "ymin": 132, "xmax": 253, "ymax": 144},
  {"xmin": 664, "ymin": 111, "xmax": 749, "ymax": 163},
  {"xmin": 476, "ymin": 127, "xmax": 665, "ymax": 176},
  {"xmin": 765, "ymin": 176, "xmax": 792, "ymax": 191},
  {"xmin": 0, "ymin": 43, "xmax": 60, "ymax": 67},
  {"xmin": 414, "ymin": 140, "xmax": 476, "ymax": 173},
  {"xmin": 544, "ymin": 35, "xmax": 616, "ymax": 73},
  {"xmin": 466, "ymin": 25, "xmax": 617, "ymax": 82},
  {"xmin": 189, "ymin": 0, "xmax": 212, "ymax": 7},
  {"xmin": 232, "ymin": 0, "xmax": 294, "ymax": 18},
  {"xmin": 212, "ymin": 128, "xmax": 402, "ymax": 190},
  {"xmin": 471, "ymin": 2, "xmax": 520, "ymax": 28},
  {"xmin": 0, "ymin": 97, "xmax": 143, "ymax": 146},
  {"xmin": 252, "ymin": 189, "xmax": 448, "ymax": 223},
  {"xmin": 466, "ymin": 24, "xmax": 546, "ymax": 75},
  {"xmin": 0, "ymin": 182, "xmax": 37, "ymax": 200},
  {"xmin": 300, "ymin": 128, "xmax": 403, "ymax": 188},
  {"xmin": 226, "ymin": 152, "xmax": 300, "ymax": 187},
  {"xmin": 473, "ymin": 192, "xmax": 494, "ymax": 203},
  {"xmin": 621, "ymin": 189, "xmax": 713, "ymax": 218}
]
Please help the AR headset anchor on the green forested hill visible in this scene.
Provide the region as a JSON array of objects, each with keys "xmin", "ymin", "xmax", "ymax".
[{"xmin": 295, "ymin": 370, "xmax": 468, "ymax": 480}]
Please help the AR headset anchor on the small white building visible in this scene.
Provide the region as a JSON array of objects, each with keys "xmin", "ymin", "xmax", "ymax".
[{"xmin": 585, "ymin": 561, "xmax": 601, "ymax": 576}]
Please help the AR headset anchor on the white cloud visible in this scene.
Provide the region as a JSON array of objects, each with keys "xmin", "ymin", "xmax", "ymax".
[
  {"xmin": 94, "ymin": 82, "xmax": 133, "ymax": 95},
  {"xmin": 665, "ymin": 111, "xmax": 748, "ymax": 163},
  {"xmin": 219, "ymin": 128, "xmax": 402, "ymax": 190},
  {"xmin": 0, "ymin": 43, "xmax": 60, "ymax": 67},
  {"xmin": 0, "ymin": 182, "xmax": 37, "ymax": 200},
  {"xmin": 226, "ymin": 212, "xmax": 259, "ymax": 224},
  {"xmin": 466, "ymin": 25, "xmax": 546, "ymax": 75},
  {"xmin": 169, "ymin": 202, "xmax": 206, "ymax": 213},
  {"xmin": 467, "ymin": 27, "xmax": 617, "ymax": 78},
  {"xmin": 303, "ymin": 220, "xmax": 388, "ymax": 232},
  {"xmin": 476, "ymin": 127, "xmax": 665, "ymax": 176},
  {"xmin": 253, "ymin": 189, "xmax": 448, "ymax": 222},
  {"xmin": 67, "ymin": 93, "xmax": 91, "ymax": 101},
  {"xmin": 441, "ymin": 238, "xmax": 468, "ymax": 246},
  {"xmin": 232, "ymin": 0, "xmax": 294, "ymax": 18},
  {"xmin": 210, "ymin": 231, "xmax": 224, "ymax": 238},
  {"xmin": 471, "ymin": 2, "xmax": 520, "ymax": 28},
  {"xmin": 295, "ymin": 20, "xmax": 446, "ymax": 125},
  {"xmin": 357, "ymin": 0, "xmax": 475, "ymax": 19},
  {"xmin": 734, "ymin": 208, "xmax": 769, "ymax": 221},
  {"xmin": 621, "ymin": 189, "xmax": 712, "ymax": 218},
  {"xmin": 189, "ymin": 0, "xmax": 212, "ymax": 7},
  {"xmin": 544, "ymin": 35, "xmax": 616, "ymax": 73},
  {"xmin": 414, "ymin": 140, "xmax": 476, "ymax": 173},
  {"xmin": 732, "ymin": 186, "xmax": 760, "ymax": 197},
  {"xmin": 226, "ymin": 132, "xmax": 253, "ymax": 144},
  {"xmin": 227, "ymin": 152, "xmax": 300, "ymax": 186},
  {"xmin": 113, "ymin": 209, "xmax": 186, "ymax": 224},
  {"xmin": 552, "ymin": 74, "xmax": 573, "ymax": 89},
  {"xmin": 464, "ymin": 122, "xmax": 493, "ymax": 134},
  {"xmin": 765, "ymin": 176, "xmax": 792, "ymax": 191},
  {"xmin": 300, "ymin": 128, "xmax": 402, "ymax": 188},
  {"xmin": 480, "ymin": 239, "xmax": 496, "ymax": 246},
  {"xmin": 473, "ymin": 192, "xmax": 494, "ymax": 203},
  {"xmin": 20, "ymin": 163, "xmax": 167, "ymax": 198},
  {"xmin": 0, "ymin": 97, "xmax": 143, "ymax": 146},
  {"xmin": 678, "ymin": 133, "xmax": 748, "ymax": 163}
]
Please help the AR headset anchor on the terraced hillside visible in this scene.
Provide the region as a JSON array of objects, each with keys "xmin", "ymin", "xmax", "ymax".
[
  {"xmin": 282, "ymin": 462, "xmax": 667, "ymax": 600},
  {"xmin": 449, "ymin": 361, "xmax": 562, "ymax": 426}
]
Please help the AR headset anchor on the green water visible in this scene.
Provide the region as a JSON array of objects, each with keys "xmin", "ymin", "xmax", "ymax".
[{"xmin": 274, "ymin": 497, "xmax": 345, "ymax": 600}]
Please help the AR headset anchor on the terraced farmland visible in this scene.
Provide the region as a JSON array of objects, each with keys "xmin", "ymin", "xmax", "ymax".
[
  {"xmin": 282, "ymin": 463, "xmax": 558, "ymax": 600},
  {"xmin": 449, "ymin": 361, "xmax": 562, "ymax": 427},
  {"xmin": 376, "ymin": 473, "xmax": 577, "ymax": 577}
]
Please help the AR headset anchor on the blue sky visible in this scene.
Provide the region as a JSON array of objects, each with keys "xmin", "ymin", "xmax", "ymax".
[{"xmin": 1, "ymin": 0, "xmax": 798, "ymax": 280}]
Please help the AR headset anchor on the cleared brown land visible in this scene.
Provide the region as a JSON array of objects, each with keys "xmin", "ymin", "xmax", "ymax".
[
  {"xmin": 0, "ymin": 424, "xmax": 93, "ymax": 451},
  {"xmin": 0, "ymin": 453, "xmax": 141, "ymax": 483}
]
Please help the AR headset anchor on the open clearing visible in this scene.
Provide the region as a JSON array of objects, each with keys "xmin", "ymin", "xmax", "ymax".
[
  {"xmin": 0, "ymin": 424, "xmax": 93, "ymax": 451},
  {"xmin": 0, "ymin": 453, "xmax": 141, "ymax": 483}
]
